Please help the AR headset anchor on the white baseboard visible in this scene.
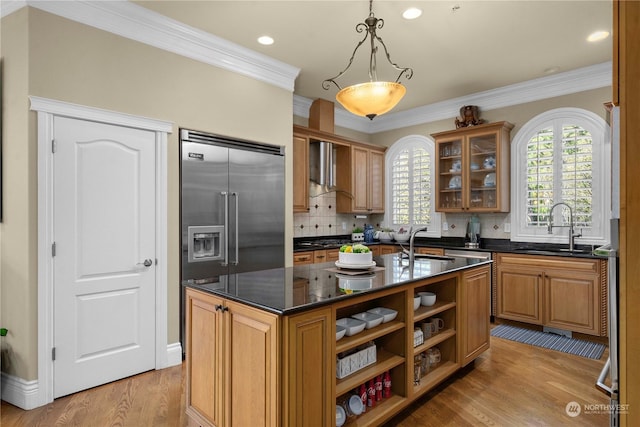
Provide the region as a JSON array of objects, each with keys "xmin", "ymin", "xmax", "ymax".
[
  {"xmin": 1, "ymin": 342, "xmax": 184, "ymax": 410},
  {"xmin": 166, "ymin": 342, "xmax": 183, "ymax": 367},
  {"xmin": 1, "ymin": 372, "xmax": 40, "ymax": 410}
]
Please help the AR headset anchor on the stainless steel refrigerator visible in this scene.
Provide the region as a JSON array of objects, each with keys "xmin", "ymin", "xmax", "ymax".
[{"xmin": 179, "ymin": 128, "xmax": 285, "ymax": 348}]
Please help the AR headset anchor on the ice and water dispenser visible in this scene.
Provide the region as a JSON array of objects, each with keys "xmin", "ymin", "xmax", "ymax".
[{"xmin": 187, "ymin": 225, "xmax": 225, "ymax": 263}]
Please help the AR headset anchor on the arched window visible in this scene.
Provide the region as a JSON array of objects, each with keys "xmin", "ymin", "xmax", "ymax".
[
  {"xmin": 511, "ymin": 108, "xmax": 610, "ymax": 245},
  {"xmin": 385, "ymin": 135, "xmax": 441, "ymax": 237}
]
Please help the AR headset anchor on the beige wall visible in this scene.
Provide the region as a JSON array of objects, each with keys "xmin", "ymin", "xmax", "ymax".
[
  {"xmin": 1, "ymin": 8, "xmax": 294, "ymax": 380},
  {"xmin": 1, "ymin": 8, "xmax": 35, "ymax": 380}
]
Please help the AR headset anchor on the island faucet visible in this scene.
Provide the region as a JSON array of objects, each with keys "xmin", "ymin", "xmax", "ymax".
[
  {"xmin": 547, "ymin": 202, "xmax": 581, "ymax": 251},
  {"xmin": 409, "ymin": 226, "xmax": 428, "ymax": 267}
]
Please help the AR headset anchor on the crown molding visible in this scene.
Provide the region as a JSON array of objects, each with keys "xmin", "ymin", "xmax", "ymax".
[{"xmin": 10, "ymin": 0, "xmax": 299, "ymax": 92}]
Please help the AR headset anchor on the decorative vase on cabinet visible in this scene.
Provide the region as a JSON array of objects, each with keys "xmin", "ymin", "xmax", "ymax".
[{"xmin": 432, "ymin": 121, "xmax": 513, "ymax": 213}]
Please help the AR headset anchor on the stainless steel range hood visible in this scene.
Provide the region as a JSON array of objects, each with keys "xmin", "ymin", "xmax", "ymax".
[{"xmin": 309, "ymin": 140, "xmax": 336, "ymax": 191}]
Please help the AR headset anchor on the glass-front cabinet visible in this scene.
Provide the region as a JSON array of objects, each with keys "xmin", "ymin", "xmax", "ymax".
[{"xmin": 432, "ymin": 121, "xmax": 513, "ymax": 213}]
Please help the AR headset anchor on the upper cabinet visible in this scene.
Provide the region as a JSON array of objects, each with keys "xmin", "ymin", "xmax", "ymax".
[
  {"xmin": 293, "ymin": 132, "xmax": 309, "ymax": 213},
  {"xmin": 293, "ymin": 124, "xmax": 386, "ymax": 214},
  {"xmin": 432, "ymin": 121, "xmax": 513, "ymax": 213},
  {"xmin": 337, "ymin": 144, "xmax": 385, "ymax": 213}
]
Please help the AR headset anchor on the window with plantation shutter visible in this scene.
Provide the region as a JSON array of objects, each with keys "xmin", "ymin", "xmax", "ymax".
[
  {"xmin": 385, "ymin": 135, "xmax": 440, "ymax": 237},
  {"xmin": 512, "ymin": 108, "xmax": 609, "ymax": 245}
]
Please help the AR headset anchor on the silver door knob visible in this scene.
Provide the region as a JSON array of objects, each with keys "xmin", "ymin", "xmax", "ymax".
[{"xmin": 137, "ymin": 259, "xmax": 153, "ymax": 267}]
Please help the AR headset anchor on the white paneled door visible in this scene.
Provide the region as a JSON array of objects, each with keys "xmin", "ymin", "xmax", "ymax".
[{"xmin": 52, "ymin": 116, "xmax": 156, "ymax": 398}]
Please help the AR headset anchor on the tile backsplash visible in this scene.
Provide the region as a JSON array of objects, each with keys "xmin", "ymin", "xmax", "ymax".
[
  {"xmin": 293, "ymin": 189, "xmax": 511, "ymax": 240},
  {"xmin": 293, "ymin": 190, "xmax": 383, "ymax": 238}
]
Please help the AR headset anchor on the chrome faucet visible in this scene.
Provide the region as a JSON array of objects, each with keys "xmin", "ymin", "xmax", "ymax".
[
  {"xmin": 548, "ymin": 202, "xmax": 581, "ymax": 251},
  {"xmin": 409, "ymin": 226, "xmax": 428, "ymax": 267}
]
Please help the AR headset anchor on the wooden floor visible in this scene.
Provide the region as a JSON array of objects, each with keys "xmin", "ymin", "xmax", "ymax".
[{"xmin": 1, "ymin": 335, "xmax": 609, "ymax": 426}]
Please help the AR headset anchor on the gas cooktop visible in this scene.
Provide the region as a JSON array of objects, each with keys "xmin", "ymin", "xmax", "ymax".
[{"xmin": 293, "ymin": 238, "xmax": 352, "ymax": 251}]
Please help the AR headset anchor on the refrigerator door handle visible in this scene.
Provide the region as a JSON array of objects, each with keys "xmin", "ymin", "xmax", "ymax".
[
  {"xmin": 596, "ymin": 357, "xmax": 613, "ymax": 397},
  {"xmin": 232, "ymin": 192, "xmax": 239, "ymax": 265},
  {"xmin": 221, "ymin": 191, "xmax": 229, "ymax": 266}
]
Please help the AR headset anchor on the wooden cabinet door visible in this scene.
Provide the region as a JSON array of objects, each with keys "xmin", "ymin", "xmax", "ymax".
[
  {"xmin": 496, "ymin": 265, "xmax": 543, "ymax": 324},
  {"xmin": 351, "ymin": 146, "xmax": 369, "ymax": 212},
  {"xmin": 544, "ymin": 269, "xmax": 600, "ymax": 335},
  {"xmin": 293, "ymin": 134, "xmax": 309, "ymax": 213},
  {"xmin": 313, "ymin": 249, "xmax": 328, "ymax": 264},
  {"xmin": 185, "ymin": 289, "xmax": 224, "ymax": 427},
  {"xmin": 283, "ymin": 308, "xmax": 333, "ymax": 427},
  {"xmin": 461, "ymin": 266, "xmax": 491, "ymax": 366},
  {"xmin": 433, "ymin": 122, "xmax": 512, "ymax": 213},
  {"xmin": 326, "ymin": 248, "xmax": 340, "ymax": 262},
  {"xmin": 226, "ymin": 300, "xmax": 279, "ymax": 427},
  {"xmin": 293, "ymin": 251, "xmax": 314, "ymax": 265},
  {"xmin": 368, "ymin": 149, "xmax": 385, "ymax": 212}
]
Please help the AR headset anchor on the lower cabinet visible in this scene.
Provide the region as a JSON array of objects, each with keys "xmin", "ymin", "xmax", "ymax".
[
  {"xmin": 461, "ymin": 266, "xmax": 491, "ymax": 366},
  {"xmin": 185, "ymin": 289, "xmax": 279, "ymax": 427},
  {"xmin": 496, "ymin": 253, "xmax": 605, "ymax": 336},
  {"xmin": 283, "ymin": 308, "xmax": 333, "ymax": 426},
  {"xmin": 496, "ymin": 264, "xmax": 543, "ymax": 324}
]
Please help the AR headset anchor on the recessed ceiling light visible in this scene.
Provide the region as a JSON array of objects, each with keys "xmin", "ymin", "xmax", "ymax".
[
  {"xmin": 402, "ymin": 7, "xmax": 422, "ymax": 20},
  {"xmin": 257, "ymin": 35, "xmax": 274, "ymax": 46},
  {"xmin": 587, "ymin": 30, "xmax": 610, "ymax": 42}
]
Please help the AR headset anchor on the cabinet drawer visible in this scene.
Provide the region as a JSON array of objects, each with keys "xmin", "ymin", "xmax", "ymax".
[{"xmin": 294, "ymin": 251, "xmax": 314, "ymax": 265}]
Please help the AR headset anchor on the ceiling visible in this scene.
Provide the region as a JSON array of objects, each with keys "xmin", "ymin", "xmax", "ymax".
[{"xmin": 133, "ymin": 0, "xmax": 612, "ymax": 115}]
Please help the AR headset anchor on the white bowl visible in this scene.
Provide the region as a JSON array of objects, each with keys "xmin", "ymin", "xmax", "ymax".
[
  {"xmin": 393, "ymin": 232, "xmax": 410, "ymax": 243},
  {"xmin": 338, "ymin": 251, "xmax": 373, "ymax": 265},
  {"xmin": 336, "ymin": 317, "xmax": 367, "ymax": 336},
  {"xmin": 351, "ymin": 312, "xmax": 384, "ymax": 329},
  {"xmin": 367, "ymin": 307, "xmax": 398, "ymax": 323},
  {"xmin": 336, "ymin": 324, "xmax": 347, "ymax": 341},
  {"xmin": 418, "ymin": 291, "xmax": 436, "ymax": 306},
  {"xmin": 413, "ymin": 296, "xmax": 421, "ymax": 311}
]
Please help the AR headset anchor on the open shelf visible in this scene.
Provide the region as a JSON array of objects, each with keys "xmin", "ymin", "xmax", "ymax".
[
  {"xmin": 412, "ymin": 360, "xmax": 459, "ymax": 395},
  {"xmin": 336, "ymin": 349, "xmax": 405, "ymax": 396},
  {"xmin": 343, "ymin": 394, "xmax": 407, "ymax": 427},
  {"xmin": 336, "ymin": 320, "xmax": 405, "ymax": 354},
  {"xmin": 412, "ymin": 329, "xmax": 456, "ymax": 355},
  {"xmin": 413, "ymin": 301, "xmax": 456, "ymax": 323}
]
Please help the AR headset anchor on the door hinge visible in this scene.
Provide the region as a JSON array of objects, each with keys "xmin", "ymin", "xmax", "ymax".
[
  {"xmin": 52, "ymin": 242, "xmax": 56, "ymax": 257},
  {"xmin": 52, "ymin": 347, "xmax": 56, "ymax": 361},
  {"xmin": 51, "ymin": 140, "xmax": 56, "ymax": 153}
]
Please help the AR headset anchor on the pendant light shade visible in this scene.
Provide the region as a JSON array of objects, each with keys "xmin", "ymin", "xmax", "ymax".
[
  {"xmin": 323, "ymin": 0, "xmax": 413, "ymax": 120},
  {"xmin": 336, "ymin": 81, "xmax": 406, "ymax": 120}
]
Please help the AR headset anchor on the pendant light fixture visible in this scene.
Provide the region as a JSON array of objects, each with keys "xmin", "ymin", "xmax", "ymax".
[{"xmin": 322, "ymin": 0, "xmax": 413, "ymax": 120}]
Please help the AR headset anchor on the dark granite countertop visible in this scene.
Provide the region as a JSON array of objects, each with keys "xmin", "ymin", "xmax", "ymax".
[
  {"xmin": 186, "ymin": 253, "xmax": 491, "ymax": 315},
  {"xmin": 293, "ymin": 236, "xmax": 601, "ymax": 259}
]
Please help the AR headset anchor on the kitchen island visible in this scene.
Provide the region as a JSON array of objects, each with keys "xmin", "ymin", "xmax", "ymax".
[{"xmin": 185, "ymin": 253, "xmax": 491, "ymax": 427}]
